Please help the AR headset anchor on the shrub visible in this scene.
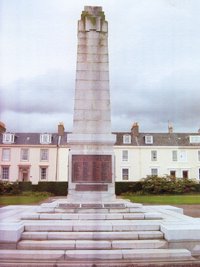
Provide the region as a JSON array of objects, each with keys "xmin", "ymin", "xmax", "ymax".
[
  {"xmin": 141, "ymin": 175, "xmax": 198, "ymax": 194},
  {"xmin": 0, "ymin": 181, "xmax": 21, "ymax": 195}
]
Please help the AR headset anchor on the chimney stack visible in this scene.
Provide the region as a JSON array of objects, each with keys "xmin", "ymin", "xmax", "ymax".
[
  {"xmin": 168, "ymin": 121, "xmax": 173, "ymax": 134},
  {"xmin": 58, "ymin": 122, "xmax": 65, "ymax": 136},
  {"xmin": 0, "ymin": 122, "xmax": 6, "ymax": 133},
  {"xmin": 131, "ymin": 122, "xmax": 139, "ymax": 137}
]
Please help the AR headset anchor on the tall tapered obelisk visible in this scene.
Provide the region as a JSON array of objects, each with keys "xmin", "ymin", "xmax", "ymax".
[{"xmin": 68, "ymin": 6, "xmax": 116, "ymax": 202}]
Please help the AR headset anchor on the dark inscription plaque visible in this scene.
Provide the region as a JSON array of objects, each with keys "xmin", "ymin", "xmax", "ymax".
[
  {"xmin": 76, "ymin": 184, "xmax": 108, "ymax": 191},
  {"xmin": 72, "ymin": 155, "xmax": 112, "ymax": 183}
]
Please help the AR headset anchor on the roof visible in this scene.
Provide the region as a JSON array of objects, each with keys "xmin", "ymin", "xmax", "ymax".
[
  {"xmin": 114, "ymin": 132, "xmax": 200, "ymax": 147},
  {"xmin": 0, "ymin": 132, "xmax": 200, "ymax": 147},
  {"xmin": 0, "ymin": 132, "xmax": 69, "ymax": 146}
]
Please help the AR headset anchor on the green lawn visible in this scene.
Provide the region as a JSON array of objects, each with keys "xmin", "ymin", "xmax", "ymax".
[
  {"xmin": 1, "ymin": 193, "xmax": 200, "ymax": 206},
  {"xmin": 122, "ymin": 194, "xmax": 200, "ymax": 205},
  {"xmin": 0, "ymin": 193, "xmax": 51, "ymax": 206}
]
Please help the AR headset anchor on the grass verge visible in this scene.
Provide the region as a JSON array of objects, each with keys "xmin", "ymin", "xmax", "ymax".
[
  {"xmin": 122, "ymin": 194, "xmax": 200, "ymax": 205},
  {"xmin": 0, "ymin": 192, "xmax": 52, "ymax": 205}
]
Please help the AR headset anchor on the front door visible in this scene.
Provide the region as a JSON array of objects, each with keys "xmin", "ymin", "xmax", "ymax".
[{"xmin": 19, "ymin": 167, "xmax": 30, "ymax": 182}]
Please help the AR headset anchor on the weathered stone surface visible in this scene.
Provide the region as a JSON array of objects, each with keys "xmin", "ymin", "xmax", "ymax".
[
  {"xmin": 161, "ymin": 223, "xmax": 200, "ymax": 241},
  {"xmin": 21, "ymin": 232, "xmax": 48, "ymax": 240},
  {"xmin": 67, "ymin": 6, "xmax": 116, "ymax": 201},
  {"xmin": 123, "ymin": 213, "xmax": 145, "ymax": 220},
  {"xmin": 17, "ymin": 240, "xmax": 75, "ymax": 250},
  {"xmin": 25, "ymin": 223, "xmax": 73, "ymax": 232},
  {"xmin": 0, "ymin": 222, "xmax": 24, "ymax": 243},
  {"xmin": 0, "ymin": 249, "xmax": 65, "ymax": 260},
  {"xmin": 138, "ymin": 231, "xmax": 164, "ymax": 240},
  {"xmin": 76, "ymin": 240, "xmax": 111, "ymax": 249},
  {"xmin": 112, "ymin": 240, "xmax": 167, "ymax": 249},
  {"xmin": 122, "ymin": 248, "xmax": 191, "ymax": 260},
  {"xmin": 65, "ymin": 249, "xmax": 122, "ymax": 260}
]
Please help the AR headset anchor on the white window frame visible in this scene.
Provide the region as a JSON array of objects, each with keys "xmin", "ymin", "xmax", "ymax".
[
  {"xmin": 21, "ymin": 148, "xmax": 29, "ymax": 161},
  {"xmin": 172, "ymin": 150, "xmax": 178, "ymax": 161},
  {"xmin": 2, "ymin": 148, "xmax": 11, "ymax": 161},
  {"xmin": 1, "ymin": 166, "xmax": 9, "ymax": 180},
  {"xmin": 179, "ymin": 151, "xmax": 187, "ymax": 162},
  {"xmin": 123, "ymin": 135, "xmax": 131, "ymax": 144},
  {"xmin": 145, "ymin": 135, "xmax": 153, "ymax": 144},
  {"xmin": 2, "ymin": 133, "xmax": 15, "ymax": 144},
  {"xmin": 40, "ymin": 149, "xmax": 49, "ymax": 161},
  {"xmin": 122, "ymin": 168, "xmax": 129, "ymax": 180},
  {"xmin": 151, "ymin": 150, "xmax": 157, "ymax": 161},
  {"xmin": 151, "ymin": 168, "xmax": 158, "ymax": 176},
  {"xmin": 122, "ymin": 150, "xmax": 128, "ymax": 161},
  {"xmin": 40, "ymin": 133, "xmax": 52, "ymax": 144},
  {"xmin": 189, "ymin": 135, "xmax": 200, "ymax": 144},
  {"xmin": 40, "ymin": 167, "xmax": 48, "ymax": 180}
]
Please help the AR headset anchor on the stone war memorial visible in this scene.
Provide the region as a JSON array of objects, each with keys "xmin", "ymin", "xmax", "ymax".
[
  {"xmin": 67, "ymin": 6, "xmax": 116, "ymax": 202},
  {"xmin": 0, "ymin": 6, "xmax": 200, "ymax": 266}
]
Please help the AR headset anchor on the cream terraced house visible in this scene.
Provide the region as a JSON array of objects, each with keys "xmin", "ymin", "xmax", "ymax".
[{"xmin": 0, "ymin": 123, "xmax": 200, "ymax": 184}]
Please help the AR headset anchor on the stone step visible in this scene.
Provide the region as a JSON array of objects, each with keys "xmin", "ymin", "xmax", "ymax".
[
  {"xmin": 21, "ymin": 212, "xmax": 163, "ymax": 220},
  {"xmin": 23, "ymin": 221, "xmax": 160, "ymax": 232},
  {"xmin": 17, "ymin": 239, "xmax": 168, "ymax": 250},
  {"xmin": 21, "ymin": 230, "xmax": 164, "ymax": 240},
  {"xmin": 0, "ymin": 249, "xmax": 192, "ymax": 261}
]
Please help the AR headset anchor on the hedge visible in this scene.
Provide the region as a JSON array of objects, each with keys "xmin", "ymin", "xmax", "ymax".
[
  {"xmin": 115, "ymin": 182, "xmax": 142, "ymax": 195},
  {"xmin": 35, "ymin": 182, "xmax": 68, "ymax": 196},
  {"xmin": 1, "ymin": 179, "xmax": 200, "ymax": 196}
]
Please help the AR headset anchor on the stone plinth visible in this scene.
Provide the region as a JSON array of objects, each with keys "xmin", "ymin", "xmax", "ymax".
[{"xmin": 67, "ymin": 6, "xmax": 116, "ymax": 202}]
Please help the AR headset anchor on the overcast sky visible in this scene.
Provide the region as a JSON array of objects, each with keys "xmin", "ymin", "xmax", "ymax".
[{"xmin": 0, "ymin": 0, "xmax": 200, "ymax": 133}]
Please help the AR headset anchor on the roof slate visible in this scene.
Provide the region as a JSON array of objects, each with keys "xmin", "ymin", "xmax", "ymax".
[{"xmin": 0, "ymin": 132, "xmax": 200, "ymax": 147}]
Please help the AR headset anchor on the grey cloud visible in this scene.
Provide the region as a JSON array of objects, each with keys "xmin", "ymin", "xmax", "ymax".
[{"xmin": 1, "ymin": 70, "xmax": 74, "ymax": 115}]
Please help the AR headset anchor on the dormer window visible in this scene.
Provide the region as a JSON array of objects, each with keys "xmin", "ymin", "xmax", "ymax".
[
  {"xmin": 145, "ymin": 135, "xmax": 153, "ymax": 144},
  {"xmin": 40, "ymin": 134, "xmax": 52, "ymax": 144},
  {"xmin": 123, "ymin": 134, "xmax": 131, "ymax": 144},
  {"xmin": 189, "ymin": 135, "xmax": 200, "ymax": 144},
  {"xmin": 2, "ymin": 133, "xmax": 15, "ymax": 144}
]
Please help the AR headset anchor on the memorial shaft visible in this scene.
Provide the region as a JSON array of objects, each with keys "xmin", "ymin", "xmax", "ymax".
[{"xmin": 68, "ymin": 6, "xmax": 116, "ymax": 202}]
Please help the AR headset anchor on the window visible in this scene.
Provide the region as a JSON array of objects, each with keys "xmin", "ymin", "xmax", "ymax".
[
  {"xmin": 1, "ymin": 167, "xmax": 9, "ymax": 180},
  {"xmin": 151, "ymin": 150, "xmax": 157, "ymax": 161},
  {"xmin": 40, "ymin": 134, "xmax": 52, "ymax": 144},
  {"xmin": 172, "ymin": 150, "xmax": 177, "ymax": 161},
  {"xmin": 21, "ymin": 149, "xmax": 29, "ymax": 161},
  {"xmin": 198, "ymin": 151, "xmax": 200, "ymax": 161},
  {"xmin": 40, "ymin": 167, "xmax": 47, "ymax": 180},
  {"xmin": 145, "ymin": 135, "xmax": 153, "ymax": 144},
  {"xmin": 123, "ymin": 135, "xmax": 131, "ymax": 144},
  {"xmin": 2, "ymin": 133, "xmax": 15, "ymax": 144},
  {"xmin": 199, "ymin": 169, "xmax": 200, "ymax": 180},
  {"xmin": 179, "ymin": 151, "xmax": 187, "ymax": 162},
  {"xmin": 122, "ymin": 150, "xmax": 128, "ymax": 161},
  {"xmin": 189, "ymin": 136, "xmax": 200, "ymax": 144},
  {"xmin": 151, "ymin": 168, "xmax": 158, "ymax": 176},
  {"xmin": 182, "ymin": 170, "xmax": 188, "ymax": 179},
  {"xmin": 40, "ymin": 149, "xmax": 48, "ymax": 161},
  {"xmin": 2, "ymin": 149, "xmax": 10, "ymax": 161},
  {"xmin": 172, "ymin": 150, "xmax": 187, "ymax": 162},
  {"xmin": 170, "ymin": 170, "xmax": 176, "ymax": 178},
  {"xmin": 122, "ymin": 168, "xmax": 129, "ymax": 180}
]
